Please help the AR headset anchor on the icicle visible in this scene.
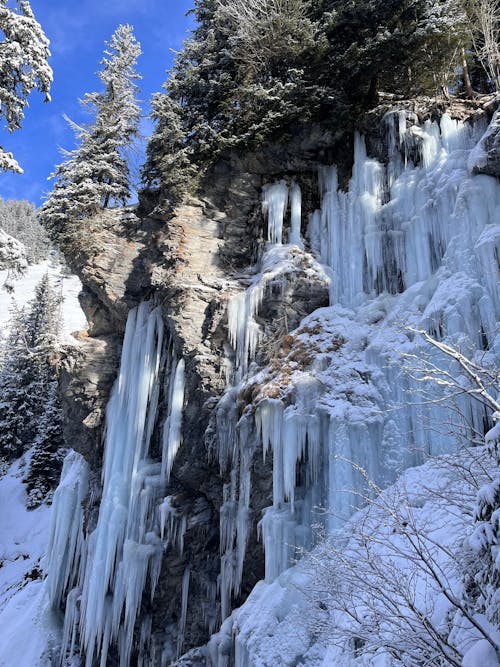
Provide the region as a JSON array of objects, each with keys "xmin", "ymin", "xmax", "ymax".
[
  {"xmin": 309, "ymin": 114, "xmax": 499, "ymax": 306},
  {"xmin": 45, "ymin": 451, "xmax": 89, "ymax": 610},
  {"xmin": 159, "ymin": 496, "xmax": 187, "ymax": 555},
  {"xmin": 72, "ymin": 303, "xmax": 166, "ymax": 667},
  {"xmin": 177, "ymin": 567, "xmax": 191, "ymax": 657},
  {"xmin": 289, "ymin": 181, "xmax": 302, "ymax": 246},
  {"xmin": 262, "ymin": 180, "xmax": 288, "ymax": 244},
  {"xmin": 227, "ymin": 246, "xmax": 299, "ymax": 378},
  {"xmin": 161, "ymin": 355, "xmax": 186, "ymax": 482}
]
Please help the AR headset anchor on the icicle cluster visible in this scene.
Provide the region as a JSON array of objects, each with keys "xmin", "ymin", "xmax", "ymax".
[
  {"xmin": 45, "ymin": 452, "xmax": 89, "ymax": 610},
  {"xmin": 50, "ymin": 303, "xmax": 186, "ymax": 667},
  {"xmin": 228, "ymin": 180, "xmax": 304, "ymax": 379},
  {"xmin": 214, "ymin": 109, "xmax": 500, "ymax": 639}
]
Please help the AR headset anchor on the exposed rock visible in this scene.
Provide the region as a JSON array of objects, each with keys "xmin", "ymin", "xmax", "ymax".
[
  {"xmin": 59, "ymin": 334, "xmax": 120, "ymax": 467},
  {"xmin": 469, "ymin": 107, "xmax": 500, "ymax": 178}
]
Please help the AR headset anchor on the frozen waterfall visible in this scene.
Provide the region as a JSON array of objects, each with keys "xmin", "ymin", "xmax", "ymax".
[
  {"xmin": 214, "ymin": 108, "xmax": 500, "ymax": 644},
  {"xmin": 49, "ymin": 302, "xmax": 186, "ymax": 667}
]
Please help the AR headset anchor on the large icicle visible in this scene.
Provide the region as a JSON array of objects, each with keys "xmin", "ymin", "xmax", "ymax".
[
  {"xmin": 262, "ymin": 180, "xmax": 289, "ymax": 244},
  {"xmin": 63, "ymin": 303, "xmax": 167, "ymax": 667},
  {"xmin": 45, "ymin": 451, "xmax": 89, "ymax": 610},
  {"xmin": 161, "ymin": 354, "xmax": 186, "ymax": 482}
]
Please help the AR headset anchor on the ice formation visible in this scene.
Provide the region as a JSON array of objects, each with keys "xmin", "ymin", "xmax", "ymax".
[
  {"xmin": 50, "ymin": 302, "xmax": 186, "ymax": 666},
  {"xmin": 45, "ymin": 451, "xmax": 89, "ymax": 610},
  {"xmin": 45, "ymin": 107, "xmax": 500, "ymax": 666},
  {"xmin": 262, "ymin": 180, "xmax": 289, "ymax": 245},
  {"xmin": 214, "ymin": 108, "xmax": 500, "ymax": 659}
]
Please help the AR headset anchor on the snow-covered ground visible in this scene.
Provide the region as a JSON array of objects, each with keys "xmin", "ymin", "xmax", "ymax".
[
  {"xmin": 210, "ymin": 448, "xmax": 500, "ymax": 667},
  {"xmin": 0, "ymin": 453, "xmax": 60, "ymax": 667}
]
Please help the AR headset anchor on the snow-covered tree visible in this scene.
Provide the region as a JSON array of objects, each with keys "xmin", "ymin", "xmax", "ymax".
[
  {"xmin": 463, "ymin": 418, "xmax": 500, "ymax": 632},
  {"xmin": 0, "ymin": 198, "xmax": 50, "ymax": 262},
  {"xmin": 0, "ymin": 228, "xmax": 27, "ymax": 287},
  {"xmin": 465, "ymin": 0, "xmax": 500, "ymax": 91},
  {"xmin": 0, "ymin": 273, "xmax": 62, "ymax": 467},
  {"xmin": 24, "ymin": 378, "xmax": 64, "ymax": 508},
  {"xmin": 40, "ymin": 25, "xmax": 141, "ymax": 245},
  {"xmin": 0, "ymin": 0, "xmax": 52, "ymax": 173},
  {"xmin": 215, "ymin": 0, "xmax": 315, "ymax": 77},
  {"xmin": 144, "ymin": 0, "xmax": 470, "ymax": 205},
  {"xmin": 0, "ymin": 305, "xmax": 36, "ymax": 458},
  {"xmin": 142, "ymin": 92, "xmax": 196, "ymax": 203}
]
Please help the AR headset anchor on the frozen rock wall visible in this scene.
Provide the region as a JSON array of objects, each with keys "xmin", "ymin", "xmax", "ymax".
[{"xmin": 49, "ymin": 100, "xmax": 500, "ymax": 666}]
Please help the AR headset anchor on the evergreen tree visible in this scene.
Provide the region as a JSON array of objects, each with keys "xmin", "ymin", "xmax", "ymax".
[
  {"xmin": 0, "ymin": 228, "xmax": 27, "ymax": 285},
  {"xmin": 40, "ymin": 25, "xmax": 141, "ymax": 246},
  {"xmin": 0, "ymin": 0, "xmax": 52, "ymax": 173},
  {"xmin": 0, "ymin": 198, "xmax": 50, "ymax": 263},
  {"xmin": 0, "ymin": 305, "xmax": 37, "ymax": 458},
  {"xmin": 144, "ymin": 0, "xmax": 469, "ymax": 204},
  {"xmin": 0, "ymin": 273, "xmax": 63, "ymax": 505},
  {"xmin": 463, "ymin": 419, "xmax": 500, "ymax": 627},
  {"xmin": 142, "ymin": 92, "xmax": 196, "ymax": 202},
  {"xmin": 24, "ymin": 378, "xmax": 65, "ymax": 508}
]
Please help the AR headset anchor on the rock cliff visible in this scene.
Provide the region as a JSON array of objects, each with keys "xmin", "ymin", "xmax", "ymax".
[{"xmin": 56, "ymin": 94, "xmax": 500, "ymax": 665}]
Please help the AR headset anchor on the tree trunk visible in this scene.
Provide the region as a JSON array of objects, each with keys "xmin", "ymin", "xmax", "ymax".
[{"xmin": 462, "ymin": 49, "xmax": 475, "ymax": 99}]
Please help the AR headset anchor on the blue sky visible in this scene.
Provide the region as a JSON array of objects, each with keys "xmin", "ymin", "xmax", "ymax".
[{"xmin": 0, "ymin": 0, "xmax": 194, "ymax": 205}]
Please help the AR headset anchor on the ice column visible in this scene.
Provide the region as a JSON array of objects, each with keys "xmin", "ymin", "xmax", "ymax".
[
  {"xmin": 74, "ymin": 303, "xmax": 166, "ymax": 667},
  {"xmin": 310, "ymin": 114, "xmax": 494, "ymax": 305},
  {"xmin": 177, "ymin": 567, "xmax": 191, "ymax": 657},
  {"xmin": 255, "ymin": 380, "xmax": 325, "ymax": 582},
  {"xmin": 161, "ymin": 354, "xmax": 186, "ymax": 482},
  {"xmin": 289, "ymin": 180, "xmax": 302, "ymax": 245},
  {"xmin": 45, "ymin": 451, "xmax": 89, "ymax": 610},
  {"xmin": 262, "ymin": 180, "xmax": 289, "ymax": 244}
]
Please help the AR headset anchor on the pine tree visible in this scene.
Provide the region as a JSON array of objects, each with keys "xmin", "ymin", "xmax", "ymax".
[
  {"xmin": 40, "ymin": 25, "xmax": 141, "ymax": 245},
  {"xmin": 24, "ymin": 378, "xmax": 65, "ymax": 509},
  {"xmin": 0, "ymin": 198, "xmax": 50, "ymax": 263},
  {"xmin": 144, "ymin": 0, "xmax": 470, "ymax": 201},
  {"xmin": 0, "ymin": 273, "xmax": 61, "ymax": 464},
  {"xmin": 0, "ymin": 305, "xmax": 37, "ymax": 459},
  {"xmin": 463, "ymin": 419, "xmax": 500, "ymax": 628},
  {"xmin": 142, "ymin": 92, "xmax": 196, "ymax": 203},
  {"xmin": 0, "ymin": 0, "xmax": 52, "ymax": 173}
]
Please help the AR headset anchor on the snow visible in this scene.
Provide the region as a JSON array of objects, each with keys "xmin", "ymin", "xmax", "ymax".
[
  {"xmin": 462, "ymin": 640, "xmax": 500, "ymax": 667},
  {"xmin": 0, "ymin": 257, "xmax": 89, "ymax": 666},
  {"xmin": 0, "ymin": 259, "xmax": 88, "ymax": 345},
  {"xmin": 211, "ymin": 452, "xmax": 500, "ymax": 667},
  {"xmin": 0, "ymin": 455, "xmax": 56, "ymax": 667},
  {"xmin": 467, "ymin": 109, "xmax": 500, "ymax": 174}
]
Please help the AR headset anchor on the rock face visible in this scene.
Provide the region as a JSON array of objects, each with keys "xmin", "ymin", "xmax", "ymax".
[
  {"xmin": 57, "ymin": 97, "xmax": 498, "ymax": 665},
  {"xmin": 58, "ymin": 138, "xmax": 330, "ymax": 662},
  {"xmin": 469, "ymin": 107, "xmax": 500, "ymax": 177},
  {"xmin": 59, "ymin": 334, "xmax": 120, "ymax": 467}
]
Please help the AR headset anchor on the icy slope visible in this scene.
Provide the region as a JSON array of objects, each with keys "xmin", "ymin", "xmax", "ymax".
[
  {"xmin": 0, "ymin": 454, "xmax": 57, "ymax": 667},
  {"xmin": 210, "ymin": 447, "xmax": 500, "ymax": 667}
]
